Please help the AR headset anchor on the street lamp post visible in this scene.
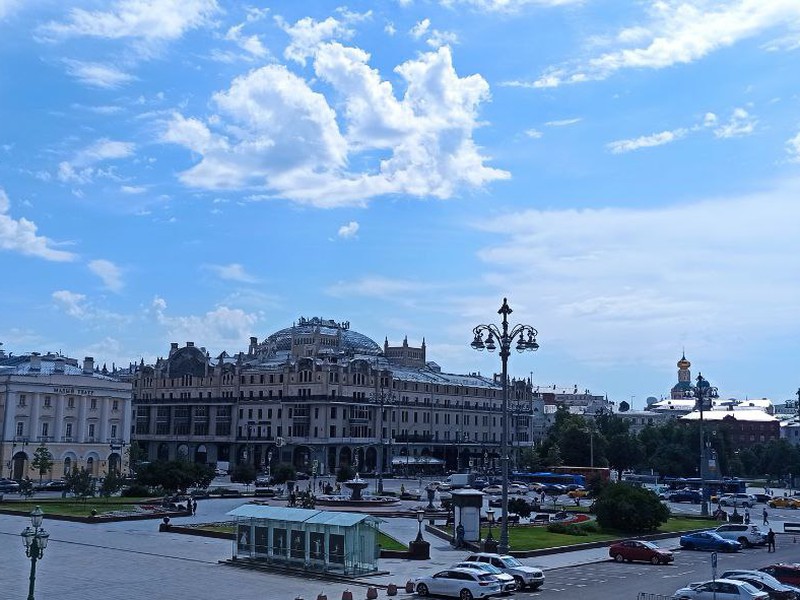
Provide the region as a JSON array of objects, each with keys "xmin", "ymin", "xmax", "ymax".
[
  {"xmin": 471, "ymin": 298, "xmax": 539, "ymax": 553},
  {"xmin": 20, "ymin": 505, "xmax": 49, "ymax": 600},
  {"xmin": 370, "ymin": 381, "xmax": 396, "ymax": 495},
  {"xmin": 685, "ymin": 373, "xmax": 718, "ymax": 517}
]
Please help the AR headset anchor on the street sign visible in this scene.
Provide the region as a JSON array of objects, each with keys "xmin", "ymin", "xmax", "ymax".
[{"xmin": 275, "ymin": 437, "xmax": 286, "ymax": 447}]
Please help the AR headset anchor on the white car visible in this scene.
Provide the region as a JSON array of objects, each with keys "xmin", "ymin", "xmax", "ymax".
[
  {"xmin": 414, "ymin": 567, "xmax": 501, "ymax": 600},
  {"xmin": 482, "ymin": 485, "xmax": 503, "ymax": 495},
  {"xmin": 712, "ymin": 524, "xmax": 766, "ymax": 547},
  {"xmin": 464, "ymin": 553, "xmax": 545, "ymax": 590},
  {"xmin": 508, "ymin": 483, "xmax": 529, "ymax": 495},
  {"xmin": 452, "ymin": 562, "xmax": 516, "ymax": 594},
  {"xmin": 719, "ymin": 493, "xmax": 757, "ymax": 508},
  {"xmin": 672, "ymin": 579, "xmax": 770, "ymax": 600}
]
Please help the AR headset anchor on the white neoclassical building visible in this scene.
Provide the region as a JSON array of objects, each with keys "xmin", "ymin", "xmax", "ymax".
[{"xmin": 0, "ymin": 347, "xmax": 132, "ymax": 480}]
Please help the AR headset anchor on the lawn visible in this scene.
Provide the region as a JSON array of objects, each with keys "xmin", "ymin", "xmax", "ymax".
[{"xmin": 2, "ymin": 498, "xmax": 150, "ymax": 518}]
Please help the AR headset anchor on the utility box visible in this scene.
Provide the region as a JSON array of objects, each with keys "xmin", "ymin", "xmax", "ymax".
[{"xmin": 451, "ymin": 489, "xmax": 484, "ymax": 543}]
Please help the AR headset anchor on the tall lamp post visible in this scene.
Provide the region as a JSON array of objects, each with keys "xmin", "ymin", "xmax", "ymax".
[
  {"xmin": 20, "ymin": 505, "xmax": 49, "ymax": 600},
  {"xmin": 685, "ymin": 373, "xmax": 718, "ymax": 517},
  {"xmin": 370, "ymin": 381, "xmax": 396, "ymax": 495},
  {"xmin": 471, "ymin": 298, "xmax": 539, "ymax": 553}
]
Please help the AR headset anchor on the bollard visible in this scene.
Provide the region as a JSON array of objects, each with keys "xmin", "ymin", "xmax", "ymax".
[
  {"xmin": 366, "ymin": 588, "xmax": 378, "ymax": 600},
  {"xmin": 341, "ymin": 590, "xmax": 353, "ymax": 600},
  {"xmin": 386, "ymin": 583, "xmax": 398, "ymax": 597},
  {"xmin": 405, "ymin": 581, "xmax": 415, "ymax": 593}
]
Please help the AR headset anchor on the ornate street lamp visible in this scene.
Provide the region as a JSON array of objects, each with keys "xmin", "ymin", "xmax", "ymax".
[
  {"xmin": 20, "ymin": 505, "xmax": 49, "ymax": 600},
  {"xmin": 415, "ymin": 508, "xmax": 425, "ymax": 542},
  {"xmin": 684, "ymin": 372, "xmax": 718, "ymax": 517},
  {"xmin": 486, "ymin": 508, "xmax": 495, "ymax": 542},
  {"xmin": 471, "ymin": 298, "xmax": 539, "ymax": 553}
]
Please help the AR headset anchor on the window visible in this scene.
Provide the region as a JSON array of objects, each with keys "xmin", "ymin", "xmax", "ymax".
[
  {"xmin": 41, "ymin": 422, "xmax": 49, "ymax": 437},
  {"xmin": 90, "ymin": 398, "xmax": 97, "ymax": 410},
  {"xmin": 111, "ymin": 424, "xmax": 117, "ymax": 438},
  {"xmin": 112, "ymin": 400, "xmax": 119, "ymax": 410},
  {"xmin": 68, "ymin": 397, "xmax": 75, "ymax": 408},
  {"xmin": 44, "ymin": 396, "xmax": 51, "ymax": 408},
  {"xmin": 65, "ymin": 423, "xmax": 73, "ymax": 437},
  {"xmin": 18, "ymin": 394, "xmax": 26, "ymax": 407},
  {"xmin": 88, "ymin": 423, "xmax": 95, "ymax": 439},
  {"xmin": 16, "ymin": 422, "xmax": 23, "ymax": 436}
]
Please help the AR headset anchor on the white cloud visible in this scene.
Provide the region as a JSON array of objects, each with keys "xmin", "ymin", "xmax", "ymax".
[
  {"xmin": 52, "ymin": 290, "xmax": 88, "ymax": 318},
  {"xmin": 525, "ymin": 128, "xmax": 543, "ymax": 139},
  {"xmin": 58, "ymin": 138, "xmax": 135, "ymax": 184},
  {"xmin": 163, "ymin": 42, "xmax": 507, "ymax": 207},
  {"xmin": 89, "ymin": 259, "xmax": 124, "ymax": 292},
  {"xmin": 607, "ymin": 128, "xmax": 687, "ymax": 154},
  {"xmin": 206, "ymin": 263, "xmax": 259, "ymax": 283},
  {"xmin": 703, "ymin": 112, "xmax": 718, "ymax": 127},
  {"xmin": 410, "ymin": 18, "xmax": 431, "ymax": 38},
  {"xmin": 385, "ymin": 22, "xmax": 397, "ymax": 36},
  {"xmin": 545, "ymin": 117, "xmax": 582, "ymax": 127},
  {"xmin": 63, "ymin": 59, "xmax": 135, "ymax": 89},
  {"xmin": 0, "ymin": 0, "xmax": 21, "ymax": 20},
  {"xmin": 441, "ymin": 0, "xmax": 582, "ymax": 10},
  {"xmin": 224, "ymin": 22, "xmax": 268, "ymax": 59},
  {"xmin": 472, "ymin": 179, "xmax": 800, "ymax": 366},
  {"xmin": 714, "ymin": 107, "xmax": 757, "ymax": 139},
  {"xmin": 326, "ymin": 276, "xmax": 432, "ymax": 299},
  {"xmin": 150, "ymin": 298, "xmax": 261, "ymax": 351},
  {"xmin": 787, "ymin": 132, "xmax": 800, "ymax": 163},
  {"xmin": 337, "ymin": 221, "xmax": 359, "ymax": 238},
  {"xmin": 0, "ymin": 188, "xmax": 76, "ymax": 262},
  {"xmin": 277, "ymin": 12, "xmax": 367, "ymax": 65},
  {"xmin": 409, "ymin": 18, "xmax": 457, "ymax": 48},
  {"xmin": 121, "ymin": 185, "xmax": 146, "ymax": 194},
  {"xmin": 530, "ymin": 1, "xmax": 800, "ymax": 88},
  {"xmin": 38, "ymin": 0, "xmax": 219, "ymax": 43}
]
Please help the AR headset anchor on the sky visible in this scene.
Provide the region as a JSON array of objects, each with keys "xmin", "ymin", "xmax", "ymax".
[{"xmin": 1, "ymin": 0, "xmax": 800, "ymax": 408}]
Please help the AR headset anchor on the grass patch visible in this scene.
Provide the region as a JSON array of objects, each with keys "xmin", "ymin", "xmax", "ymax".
[
  {"xmin": 378, "ymin": 532, "xmax": 407, "ymax": 551},
  {"xmin": 2, "ymin": 500, "xmax": 142, "ymax": 518},
  {"xmin": 658, "ymin": 518, "xmax": 719, "ymax": 533}
]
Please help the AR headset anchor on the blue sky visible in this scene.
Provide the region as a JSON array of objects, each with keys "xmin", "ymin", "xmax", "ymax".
[{"xmin": 1, "ymin": 0, "xmax": 800, "ymax": 407}]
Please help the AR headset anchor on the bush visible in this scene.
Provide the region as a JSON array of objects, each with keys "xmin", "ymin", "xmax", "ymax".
[
  {"xmin": 508, "ymin": 498, "xmax": 533, "ymax": 519},
  {"xmin": 594, "ymin": 482, "xmax": 669, "ymax": 534},
  {"xmin": 271, "ymin": 463, "xmax": 296, "ymax": 485},
  {"xmin": 229, "ymin": 463, "xmax": 257, "ymax": 485},
  {"xmin": 121, "ymin": 484, "xmax": 151, "ymax": 497},
  {"xmin": 336, "ymin": 465, "xmax": 355, "ymax": 483},
  {"xmin": 546, "ymin": 522, "xmax": 591, "ymax": 536}
]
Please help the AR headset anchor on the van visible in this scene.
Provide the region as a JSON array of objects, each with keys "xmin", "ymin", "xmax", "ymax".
[{"xmin": 446, "ymin": 473, "xmax": 473, "ymax": 489}]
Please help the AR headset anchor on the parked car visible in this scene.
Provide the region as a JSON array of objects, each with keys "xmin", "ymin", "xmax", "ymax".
[
  {"xmin": 608, "ymin": 539, "xmax": 674, "ymax": 565},
  {"xmin": 669, "ymin": 489, "xmax": 702, "ymax": 503},
  {"xmin": 40, "ymin": 479, "xmax": 68, "ymax": 491},
  {"xmin": 568, "ymin": 487, "xmax": 589, "ymax": 499},
  {"xmin": 0, "ymin": 478, "xmax": 20, "ymax": 493},
  {"xmin": 759, "ymin": 565, "xmax": 800, "ymax": 587},
  {"xmin": 679, "ymin": 531, "xmax": 742, "ymax": 552},
  {"xmin": 482, "ymin": 485, "xmax": 503, "ymax": 495},
  {"xmin": 768, "ymin": 497, "xmax": 800, "ymax": 509},
  {"xmin": 754, "ymin": 493, "xmax": 773, "ymax": 504},
  {"xmin": 721, "ymin": 570, "xmax": 800, "ymax": 600},
  {"xmin": 507, "ymin": 483, "xmax": 529, "ymax": 495},
  {"xmin": 719, "ymin": 493, "xmax": 757, "ymax": 508},
  {"xmin": 464, "ymin": 552, "xmax": 545, "ymax": 591},
  {"xmin": 712, "ymin": 523, "xmax": 767, "ymax": 547},
  {"xmin": 471, "ymin": 479, "xmax": 489, "ymax": 490},
  {"xmin": 413, "ymin": 567, "xmax": 501, "ymax": 600},
  {"xmin": 672, "ymin": 579, "xmax": 770, "ymax": 599},
  {"xmin": 452, "ymin": 562, "xmax": 516, "ymax": 594}
]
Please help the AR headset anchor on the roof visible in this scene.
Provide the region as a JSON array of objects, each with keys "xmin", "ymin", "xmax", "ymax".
[
  {"xmin": 226, "ymin": 504, "xmax": 382, "ymax": 526},
  {"xmin": 0, "ymin": 355, "xmax": 118, "ymax": 381},
  {"xmin": 679, "ymin": 409, "xmax": 778, "ymax": 422}
]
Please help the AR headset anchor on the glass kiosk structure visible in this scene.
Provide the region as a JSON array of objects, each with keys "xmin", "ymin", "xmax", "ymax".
[{"xmin": 227, "ymin": 505, "xmax": 382, "ymax": 575}]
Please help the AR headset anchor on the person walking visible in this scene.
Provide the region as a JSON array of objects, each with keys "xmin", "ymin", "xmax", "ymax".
[
  {"xmin": 767, "ymin": 528, "xmax": 776, "ymax": 552},
  {"xmin": 744, "ymin": 508, "xmax": 750, "ymax": 524},
  {"xmin": 192, "ymin": 499, "xmax": 197, "ymax": 515},
  {"xmin": 763, "ymin": 507, "xmax": 769, "ymax": 525}
]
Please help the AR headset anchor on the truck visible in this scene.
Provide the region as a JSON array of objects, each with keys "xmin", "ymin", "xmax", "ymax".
[{"xmin": 446, "ymin": 473, "xmax": 473, "ymax": 489}]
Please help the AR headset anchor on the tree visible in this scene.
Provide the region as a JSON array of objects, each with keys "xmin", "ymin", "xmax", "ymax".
[
  {"xmin": 66, "ymin": 468, "xmax": 96, "ymax": 502},
  {"xmin": 99, "ymin": 470, "xmax": 125, "ymax": 500},
  {"xmin": 594, "ymin": 483, "xmax": 669, "ymax": 533},
  {"xmin": 135, "ymin": 460, "xmax": 214, "ymax": 493},
  {"xmin": 31, "ymin": 445, "xmax": 54, "ymax": 483},
  {"xmin": 518, "ymin": 447, "xmax": 545, "ymax": 472},
  {"xmin": 272, "ymin": 463, "xmax": 297, "ymax": 485},
  {"xmin": 126, "ymin": 443, "xmax": 147, "ymax": 475},
  {"xmin": 544, "ymin": 443, "xmax": 563, "ymax": 467},
  {"xmin": 508, "ymin": 497, "xmax": 532, "ymax": 519},
  {"xmin": 336, "ymin": 465, "xmax": 355, "ymax": 483},
  {"xmin": 230, "ymin": 463, "xmax": 257, "ymax": 485}
]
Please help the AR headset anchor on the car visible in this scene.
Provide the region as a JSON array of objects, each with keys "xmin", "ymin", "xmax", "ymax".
[
  {"xmin": 0, "ymin": 478, "xmax": 20, "ymax": 493},
  {"xmin": 471, "ymin": 479, "xmax": 489, "ymax": 490},
  {"xmin": 679, "ymin": 531, "xmax": 742, "ymax": 552},
  {"xmin": 295, "ymin": 472, "xmax": 310, "ymax": 480},
  {"xmin": 608, "ymin": 539, "xmax": 674, "ymax": 565},
  {"xmin": 754, "ymin": 493, "xmax": 774, "ymax": 504},
  {"xmin": 671, "ymin": 578, "xmax": 770, "ymax": 599},
  {"xmin": 720, "ymin": 493, "xmax": 757, "ymax": 508},
  {"xmin": 721, "ymin": 570, "xmax": 800, "ymax": 600},
  {"xmin": 439, "ymin": 482, "xmax": 453, "ymax": 491},
  {"xmin": 482, "ymin": 485, "xmax": 503, "ymax": 495},
  {"xmin": 464, "ymin": 552, "xmax": 545, "ymax": 591},
  {"xmin": 759, "ymin": 565, "xmax": 800, "ymax": 587},
  {"xmin": 712, "ymin": 523, "xmax": 767, "ymax": 547},
  {"xmin": 413, "ymin": 567, "xmax": 502, "ymax": 600},
  {"xmin": 567, "ymin": 488, "xmax": 589, "ymax": 499},
  {"xmin": 507, "ymin": 483, "xmax": 529, "ymax": 495},
  {"xmin": 768, "ymin": 497, "xmax": 800, "ymax": 509},
  {"xmin": 452, "ymin": 562, "xmax": 516, "ymax": 594},
  {"xmin": 41, "ymin": 479, "xmax": 68, "ymax": 491},
  {"xmin": 669, "ymin": 489, "xmax": 702, "ymax": 503}
]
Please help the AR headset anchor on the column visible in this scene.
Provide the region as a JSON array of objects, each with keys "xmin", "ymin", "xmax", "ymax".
[
  {"xmin": 99, "ymin": 396, "xmax": 110, "ymax": 442},
  {"xmin": 30, "ymin": 392, "xmax": 41, "ymax": 441},
  {"xmin": 77, "ymin": 395, "xmax": 87, "ymax": 443},
  {"xmin": 54, "ymin": 394, "xmax": 65, "ymax": 441}
]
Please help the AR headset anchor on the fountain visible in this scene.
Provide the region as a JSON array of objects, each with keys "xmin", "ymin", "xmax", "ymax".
[{"xmin": 344, "ymin": 474, "xmax": 369, "ymax": 501}]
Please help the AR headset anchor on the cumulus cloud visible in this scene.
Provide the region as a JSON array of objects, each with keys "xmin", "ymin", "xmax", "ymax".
[
  {"xmin": 0, "ymin": 188, "xmax": 76, "ymax": 262},
  {"xmin": 527, "ymin": 1, "xmax": 800, "ymax": 88},
  {"xmin": 224, "ymin": 21, "xmax": 268, "ymax": 59},
  {"xmin": 471, "ymin": 179, "xmax": 800, "ymax": 366},
  {"xmin": 162, "ymin": 35, "xmax": 507, "ymax": 207},
  {"xmin": 206, "ymin": 263, "xmax": 259, "ymax": 283},
  {"xmin": 277, "ymin": 11, "xmax": 368, "ymax": 65},
  {"xmin": 52, "ymin": 290, "xmax": 88, "ymax": 318},
  {"xmin": 713, "ymin": 107, "xmax": 757, "ymax": 139},
  {"xmin": 607, "ymin": 128, "xmax": 687, "ymax": 154},
  {"xmin": 326, "ymin": 276, "xmax": 432, "ymax": 299},
  {"xmin": 58, "ymin": 138, "xmax": 135, "ymax": 184},
  {"xmin": 788, "ymin": 132, "xmax": 800, "ymax": 163},
  {"xmin": 89, "ymin": 259, "xmax": 124, "ymax": 292},
  {"xmin": 337, "ymin": 221, "xmax": 359, "ymax": 238},
  {"xmin": 38, "ymin": 0, "xmax": 219, "ymax": 43},
  {"xmin": 63, "ymin": 59, "xmax": 135, "ymax": 89}
]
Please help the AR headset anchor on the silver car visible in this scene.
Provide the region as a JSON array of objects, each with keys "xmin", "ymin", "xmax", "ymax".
[{"xmin": 453, "ymin": 561, "xmax": 516, "ymax": 594}]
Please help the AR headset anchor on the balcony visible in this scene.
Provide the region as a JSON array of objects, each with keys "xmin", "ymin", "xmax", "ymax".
[
  {"xmin": 61, "ymin": 436, "xmax": 74, "ymax": 443},
  {"xmin": 394, "ymin": 433, "xmax": 434, "ymax": 443},
  {"xmin": 36, "ymin": 436, "xmax": 54, "ymax": 443}
]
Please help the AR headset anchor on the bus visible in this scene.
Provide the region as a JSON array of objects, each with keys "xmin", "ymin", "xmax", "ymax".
[
  {"xmin": 511, "ymin": 471, "xmax": 586, "ymax": 487},
  {"xmin": 663, "ymin": 477, "xmax": 747, "ymax": 496},
  {"xmin": 551, "ymin": 466, "xmax": 611, "ymax": 483}
]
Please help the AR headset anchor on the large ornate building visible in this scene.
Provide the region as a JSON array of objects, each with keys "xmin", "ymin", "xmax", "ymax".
[
  {"xmin": 128, "ymin": 317, "xmax": 536, "ymax": 475},
  {"xmin": 0, "ymin": 348, "xmax": 132, "ymax": 480}
]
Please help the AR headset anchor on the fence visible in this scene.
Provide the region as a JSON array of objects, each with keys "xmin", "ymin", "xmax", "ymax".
[{"xmin": 637, "ymin": 593, "xmax": 672, "ymax": 600}]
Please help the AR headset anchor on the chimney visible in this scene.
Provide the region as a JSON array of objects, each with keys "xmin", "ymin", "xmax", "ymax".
[
  {"xmin": 83, "ymin": 356, "xmax": 94, "ymax": 374},
  {"xmin": 30, "ymin": 352, "xmax": 41, "ymax": 371},
  {"xmin": 169, "ymin": 342, "xmax": 178, "ymax": 356},
  {"xmin": 54, "ymin": 357, "xmax": 65, "ymax": 373},
  {"xmin": 186, "ymin": 341, "xmax": 194, "ymax": 347}
]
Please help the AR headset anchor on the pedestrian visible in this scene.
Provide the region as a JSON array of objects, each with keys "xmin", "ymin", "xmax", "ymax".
[
  {"xmin": 763, "ymin": 507, "xmax": 769, "ymax": 525},
  {"xmin": 767, "ymin": 528, "xmax": 776, "ymax": 552},
  {"xmin": 744, "ymin": 508, "xmax": 750, "ymax": 524},
  {"xmin": 192, "ymin": 499, "xmax": 197, "ymax": 515}
]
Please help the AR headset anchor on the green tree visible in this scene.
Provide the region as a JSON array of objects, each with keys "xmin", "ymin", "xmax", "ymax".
[
  {"xmin": 517, "ymin": 447, "xmax": 545, "ymax": 472},
  {"xmin": 66, "ymin": 468, "xmax": 96, "ymax": 502},
  {"xmin": 31, "ymin": 445, "xmax": 54, "ymax": 483},
  {"xmin": 230, "ymin": 463, "xmax": 257, "ymax": 485},
  {"xmin": 135, "ymin": 460, "xmax": 213, "ymax": 493},
  {"xmin": 544, "ymin": 443, "xmax": 563, "ymax": 467},
  {"xmin": 126, "ymin": 443, "xmax": 147, "ymax": 475},
  {"xmin": 99, "ymin": 470, "xmax": 125, "ymax": 500},
  {"xmin": 336, "ymin": 465, "xmax": 355, "ymax": 482},
  {"xmin": 508, "ymin": 497, "xmax": 532, "ymax": 519},
  {"xmin": 272, "ymin": 462, "xmax": 297, "ymax": 484},
  {"xmin": 594, "ymin": 483, "xmax": 669, "ymax": 533}
]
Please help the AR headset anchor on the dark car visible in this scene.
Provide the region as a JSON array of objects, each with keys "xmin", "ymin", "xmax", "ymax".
[
  {"xmin": 0, "ymin": 478, "xmax": 20, "ymax": 493},
  {"xmin": 754, "ymin": 493, "xmax": 773, "ymax": 504},
  {"xmin": 471, "ymin": 478, "xmax": 489, "ymax": 490},
  {"xmin": 679, "ymin": 531, "xmax": 741, "ymax": 552},
  {"xmin": 760, "ymin": 565, "xmax": 800, "ymax": 587},
  {"xmin": 609, "ymin": 540, "xmax": 674, "ymax": 565},
  {"xmin": 721, "ymin": 570, "xmax": 799, "ymax": 600},
  {"xmin": 41, "ymin": 480, "xmax": 68, "ymax": 491},
  {"xmin": 295, "ymin": 472, "xmax": 310, "ymax": 480},
  {"xmin": 669, "ymin": 489, "xmax": 702, "ymax": 503}
]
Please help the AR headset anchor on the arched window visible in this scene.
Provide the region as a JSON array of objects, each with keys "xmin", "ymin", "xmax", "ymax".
[{"xmin": 63, "ymin": 456, "xmax": 72, "ymax": 475}]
